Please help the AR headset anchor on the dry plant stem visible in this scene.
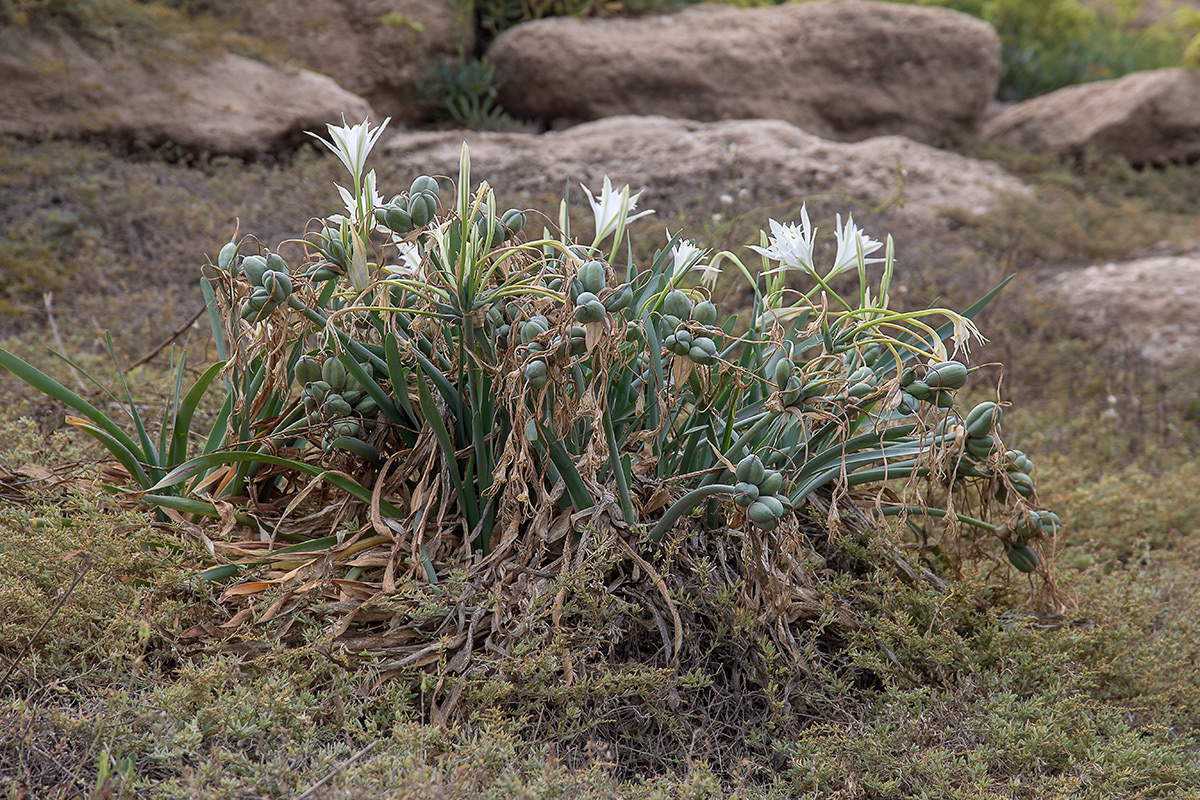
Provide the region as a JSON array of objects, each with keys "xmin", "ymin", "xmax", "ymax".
[
  {"xmin": 43, "ymin": 292, "xmax": 87, "ymax": 395},
  {"xmin": 127, "ymin": 303, "xmax": 207, "ymax": 370},
  {"xmin": 0, "ymin": 552, "xmax": 93, "ymax": 687},
  {"xmin": 292, "ymin": 740, "xmax": 380, "ymax": 800}
]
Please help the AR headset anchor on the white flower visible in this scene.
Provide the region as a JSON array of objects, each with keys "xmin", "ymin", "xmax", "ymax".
[
  {"xmin": 384, "ymin": 241, "xmax": 423, "ymax": 279},
  {"xmin": 582, "ymin": 176, "xmax": 654, "ymax": 246},
  {"xmin": 668, "ymin": 236, "xmax": 720, "ymax": 288},
  {"xmin": 829, "ymin": 214, "xmax": 883, "ymax": 277},
  {"xmin": 333, "ymin": 169, "xmax": 384, "ymax": 227},
  {"xmin": 748, "ymin": 207, "xmax": 817, "ymax": 273},
  {"xmin": 309, "ymin": 116, "xmax": 390, "ymax": 187},
  {"xmin": 950, "ymin": 315, "xmax": 986, "ymax": 354}
]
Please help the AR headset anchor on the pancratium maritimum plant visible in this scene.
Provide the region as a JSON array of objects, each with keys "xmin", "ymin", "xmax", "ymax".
[{"xmin": 0, "ymin": 119, "xmax": 1062, "ymax": 684}]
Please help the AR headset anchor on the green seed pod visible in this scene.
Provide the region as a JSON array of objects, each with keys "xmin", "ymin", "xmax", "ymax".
[
  {"xmin": 323, "ymin": 396, "xmax": 353, "ymax": 420},
  {"xmin": 758, "ymin": 495, "xmax": 786, "ymax": 520},
  {"xmin": 847, "ymin": 366, "xmax": 873, "ymax": 384},
  {"xmin": 782, "ymin": 375, "xmax": 804, "ymax": 406},
  {"xmin": 309, "ymin": 380, "xmax": 332, "ymax": 398},
  {"xmin": 774, "ymin": 358, "xmax": 794, "ymax": 390},
  {"xmin": 899, "ymin": 367, "xmax": 918, "ymax": 387},
  {"xmin": 863, "ymin": 343, "xmax": 881, "ymax": 366},
  {"xmin": 263, "ymin": 270, "xmax": 293, "ymax": 304},
  {"xmin": 246, "ymin": 287, "xmax": 271, "ymax": 310},
  {"xmin": 747, "ymin": 500, "xmax": 776, "ymax": 527},
  {"xmin": 604, "ymin": 283, "xmax": 634, "ymax": 313},
  {"xmin": 897, "ymin": 391, "xmax": 920, "ymax": 415},
  {"xmin": 848, "ymin": 381, "xmax": 874, "ymax": 399},
  {"xmin": 341, "ymin": 389, "xmax": 363, "ymax": 406},
  {"xmin": 524, "ymin": 359, "xmax": 549, "ymax": 389},
  {"xmin": 474, "ymin": 215, "xmax": 505, "ymax": 244},
  {"xmin": 574, "ymin": 298, "xmax": 606, "ymax": 324},
  {"xmin": 310, "ymin": 266, "xmax": 340, "ymax": 282},
  {"xmin": 924, "ymin": 361, "xmax": 968, "ymax": 391},
  {"xmin": 933, "ymin": 390, "xmax": 955, "ymax": 409},
  {"xmin": 302, "ymin": 393, "xmax": 318, "ymax": 413},
  {"xmin": 239, "ymin": 299, "xmax": 263, "ymax": 321},
  {"xmin": 407, "ymin": 193, "xmax": 435, "ymax": 227},
  {"xmin": 355, "ymin": 397, "xmax": 379, "ymax": 418},
  {"xmin": 569, "ymin": 277, "xmax": 585, "ymax": 303},
  {"xmin": 1009, "ymin": 471, "xmax": 1035, "ymax": 498},
  {"xmin": 330, "ymin": 420, "xmax": 363, "ymax": 439},
  {"xmin": 546, "ymin": 276, "xmax": 563, "ymax": 292},
  {"xmin": 384, "ymin": 205, "xmax": 414, "ymax": 234},
  {"xmin": 217, "ymin": 241, "xmax": 238, "ymax": 272},
  {"xmin": 663, "ymin": 290, "xmax": 693, "ymax": 320},
  {"xmin": 965, "ymin": 435, "xmax": 995, "ymax": 459},
  {"xmin": 294, "ymin": 356, "xmax": 322, "ymax": 387},
  {"xmin": 736, "ymin": 454, "xmax": 765, "ymax": 485},
  {"xmin": 327, "ymin": 239, "xmax": 349, "ymax": 269},
  {"xmin": 688, "ymin": 345, "xmax": 713, "ymax": 365},
  {"xmin": 242, "ymin": 255, "xmax": 269, "ymax": 285},
  {"xmin": 322, "ymin": 357, "xmax": 348, "ymax": 390},
  {"xmin": 1005, "ymin": 449, "xmax": 1034, "ymax": 475},
  {"xmin": 1015, "ymin": 510, "xmax": 1054, "ymax": 541},
  {"xmin": 1006, "ymin": 543, "xmax": 1039, "ymax": 573},
  {"xmin": 965, "ymin": 401, "xmax": 1001, "ymax": 438},
  {"xmin": 906, "ymin": 380, "xmax": 932, "ymax": 401},
  {"xmin": 759, "ymin": 470, "xmax": 783, "ymax": 496},
  {"xmin": 410, "ymin": 175, "xmax": 440, "ymax": 199},
  {"xmin": 575, "ymin": 291, "xmax": 600, "ymax": 306},
  {"xmin": 693, "ymin": 300, "xmax": 718, "ymax": 326},
  {"xmin": 1036, "ymin": 510, "xmax": 1062, "ymax": 535},
  {"xmin": 734, "ymin": 482, "xmax": 760, "ymax": 506},
  {"xmin": 519, "ymin": 316, "xmax": 549, "ymax": 344},
  {"xmin": 501, "ymin": 208, "xmax": 526, "ymax": 236},
  {"xmin": 266, "ymin": 252, "xmax": 288, "ymax": 275},
  {"xmin": 579, "ymin": 260, "xmax": 607, "ymax": 295}
]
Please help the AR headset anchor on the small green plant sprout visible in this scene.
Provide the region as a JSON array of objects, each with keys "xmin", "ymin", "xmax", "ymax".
[{"xmin": 1, "ymin": 116, "xmax": 1061, "ymax": 679}]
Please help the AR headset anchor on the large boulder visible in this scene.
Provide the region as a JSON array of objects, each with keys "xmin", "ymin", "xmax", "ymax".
[
  {"xmin": 202, "ymin": 0, "xmax": 470, "ymax": 123},
  {"xmin": 0, "ymin": 32, "xmax": 373, "ymax": 156},
  {"xmin": 982, "ymin": 68, "xmax": 1200, "ymax": 164},
  {"xmin": 382, "ymin": 115, "xmax": 1025, "ymax": 217},
  {"xmin": 486, "ymin": 0, "xmax": 1000, "ymax": 144},
  {"xmin": 1049, "ymin": 254, "xmax": 1200, "ymax": 368}
]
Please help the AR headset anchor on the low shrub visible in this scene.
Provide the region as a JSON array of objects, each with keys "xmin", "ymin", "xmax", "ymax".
[{"xmin": 2, "ymin": 118, "xmax": 1065, "ymax": 770}]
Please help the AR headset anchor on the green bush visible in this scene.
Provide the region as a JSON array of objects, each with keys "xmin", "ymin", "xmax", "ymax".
[{"xmin": 417, "ymin": 57, "xmax": 518, "ymax": 131}]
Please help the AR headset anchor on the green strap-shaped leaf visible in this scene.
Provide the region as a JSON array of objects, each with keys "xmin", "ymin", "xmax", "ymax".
[
  {"xmin": 150, "ymin": 451, "xmax": 404, "ymax": 518},
  {"xmin": 169, "ymin": 360, "xmax": 226, "ymax": 468},
  {"xmin": 0, "ymin": 347, "xmax": 145, "ymax": 461},
  {"xmin": 414, "ymin": 363, "xmax": 479, "ymax": 530}
]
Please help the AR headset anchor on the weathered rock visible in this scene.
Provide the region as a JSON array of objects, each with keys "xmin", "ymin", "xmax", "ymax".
[
  {"xmin": 1050, "ymin": 254, "xmax": 1200, "ymax": 368},
  {"xmin": 0, "ymin": 32, "xmax": 373, "ymax": 156},
  {"xmin": 202, "ymin": 0, "xmax": 469, "ymax": 123},
  {"xmin": 382, "ymin": 115, "xmax": 1025, "ymax": 217},
  {"xmin": 486, "ymin": 0, "xmax": 1000, "ymax": 144},
  {"xmin": 982, "ymin": 68, "xmax": 1200, "ymax": 164}
]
